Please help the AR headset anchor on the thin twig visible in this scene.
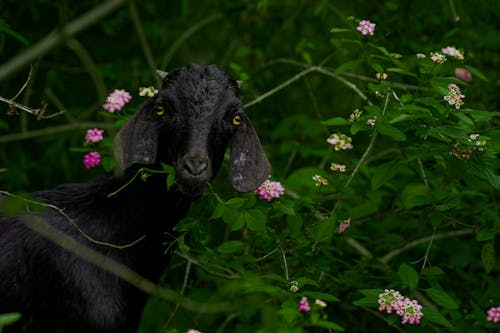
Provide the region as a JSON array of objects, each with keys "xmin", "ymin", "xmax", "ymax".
[
  {"xmin": 11, "ymin": 65, "xmax": 33, "ymax": 101},
  {"xmin": 280, "ymin": 245, "xmax": 289, "ymax": 281},
  {"xmin": 243, "ymin": 67, "xmax": 316, "ymax": 109},
  {"xmin": 0, "ymin": 95, "xmax": 64, "ymax": 119},
  {"xmin": 0, "ymin": 191, "xmax": 146, "ymax": 250},
  {"xmin": 161, "ymin": 13, "xmax": 223, "ymax": 69},
  {"xmin": 0, "ymin": 121, "xmax": 114, "ymax": 143},
  {"xmin": 128, "ymin": 0, "xmax": 160, "ymax": 86},
  {"xmin": 163, "ymin": 260, "xmax": 192, "ymax": 328},
  {"xmin": 380, "ymin": 229, "xmax": 474, "ymax": 264},
  {"xmin": 174, "ymin": 251, "xmax": 240, "ymax": 280}
]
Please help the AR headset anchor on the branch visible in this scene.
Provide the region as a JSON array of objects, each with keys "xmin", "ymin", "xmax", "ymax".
[
  {"xmin": 380, "ymin": 229, "xmax": 475, "ymax": 264},
  {"xmin": 0, "ymin": 121, "xmax": 114, "ymax": 144},
  {"xmin": 128, "ymin": 0, "xmax": 160, "ymax": 86},
  {"xmin": 0, "ymin": 0, "xmax": 126, "ymax": 83},
  {"xmin": 161, "ymin": 13, "xmax": 224, "ymax": 69}
]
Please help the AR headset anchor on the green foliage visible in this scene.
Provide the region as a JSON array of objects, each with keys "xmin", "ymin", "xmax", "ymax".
[{"xmin": 1, "ymin": 0, "xmax": 500, "ymax": 332}]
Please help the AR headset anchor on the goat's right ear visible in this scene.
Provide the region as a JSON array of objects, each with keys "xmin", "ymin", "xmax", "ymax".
[
  {"xmin": 229, "ymin": 113, "xmax": 271, "ymax": 192},
  {"xmin": 113, "ymin": 107, "xmax": 160, "ymax": 175}
]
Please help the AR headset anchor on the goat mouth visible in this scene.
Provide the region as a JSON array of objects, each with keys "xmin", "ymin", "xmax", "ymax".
[{"xmin": 176, "ymin": 179, "xmax": 208, "ymax": 197}]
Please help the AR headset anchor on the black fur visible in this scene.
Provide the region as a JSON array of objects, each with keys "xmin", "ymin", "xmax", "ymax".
[{"xmin": 0, "ymin": 64, "xmax": 270, "ymax": 332}]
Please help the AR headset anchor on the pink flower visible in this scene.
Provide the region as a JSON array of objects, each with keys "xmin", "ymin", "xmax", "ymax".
[
  {"xmin": 397, "ymin": 298, "xmax": 424, "ymax": 325},
  {"xmin": 299, "ymin": 297, "xmax": 311, "ymax": 312},
  {"xmin": 430, "ymin": 52, "xmax": 447, "ymax": 64},
  {"xmin": 331, "ymin": 163, "xmax": 346, "ymax": 173},
  {"xmin": 378, "ymin": 289, "xmax": 424, "ymax": 325},
  {"xmin": 454, "ymin": 67, "xmax": 473, "ymax": 83},
  {"xmin": 378, "ymin": 289, "xmax": 404, "ymax": 314},
  {"xmin": 339, "ymin": 218, "xmax": 351, "ymax": 233},
  {"xmin": 83, "ymin": 151, "xmax": 101, "ymax": 169},
  {"xmin": 103, "ymin": 89, "xmax": 132, "ymax": 113},
  {"xmin": 487, "ymin": 306, "xmax": 500, "ymax": 323},
  {"xmin": 85, "ymin": 128, "xmax": 104, "ymax": 143},
  {"xmin": 357, "ymin": 20, "xmax": 376, "ymax": 36},
  {"xmin": 326, "ymin": 133, "xmax": 353, "ymax": 151},
  {"xmin": 416, "ymin": 53, "xmax": 426, "ymax": 59},
  {"xmin": 186, "ymin": 330, "xmax": 202, "ymax": 333},
  {"xmin": 443, "ymin": 84, "xmax": 465, "ymax": 109},
  {"xmin": 255, "ymin": 179, "xmax": 285, "ymax": 201},
  {"xmin": 441, "ymin": 46, "xmax": 464, "ymax": 60}
]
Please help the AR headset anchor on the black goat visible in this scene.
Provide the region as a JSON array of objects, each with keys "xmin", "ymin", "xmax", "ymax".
[{"xmin": 0, "ymin": 64, "xmax": 270, "ymax": 332}]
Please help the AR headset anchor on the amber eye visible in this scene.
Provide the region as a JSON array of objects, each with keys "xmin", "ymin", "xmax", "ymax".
[
  {"xmin": 232, "ymin": 114, "xmax": 242, "ymax": 126},
  {"xmin": 155, "ymin": 105, "xmax": 165, "ymax": 116}
]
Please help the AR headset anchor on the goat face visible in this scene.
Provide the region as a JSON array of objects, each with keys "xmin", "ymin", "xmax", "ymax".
[{"xmin": 114, "ymin": 64, "xmax": 270, "ymax": 197}]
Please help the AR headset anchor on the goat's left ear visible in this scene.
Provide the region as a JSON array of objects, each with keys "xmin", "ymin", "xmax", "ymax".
[
  {"xmin": 113, "ymin": 109, "xmax": 160, "ymax": 174},
  {"xmin": 229, "ymin": 113, "xmax": 271, "ymax": 192}
]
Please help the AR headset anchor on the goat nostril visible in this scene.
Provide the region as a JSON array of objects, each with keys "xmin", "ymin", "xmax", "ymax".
[{"xmin": 183, "ymin": 157, "xmax": 208, "ymax": 176}]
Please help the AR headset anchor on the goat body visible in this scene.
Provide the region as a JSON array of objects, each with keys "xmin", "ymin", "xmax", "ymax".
[{"xmin": 0, "ymin": 64, "xmax": 270, "ymax": 332}]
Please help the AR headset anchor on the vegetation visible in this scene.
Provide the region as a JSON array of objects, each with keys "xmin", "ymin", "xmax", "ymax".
[{"xmin": 1, "ymin": 1, "xmax": 499, "ymax": 332}]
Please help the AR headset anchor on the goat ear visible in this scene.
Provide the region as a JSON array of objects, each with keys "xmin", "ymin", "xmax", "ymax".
[
  {"xmin": 229, "ymin": 113, "xmax": 271, "ymax": 192},
  {"xmin": 113, "ymin": 111, "xmax": 160, "ymax": 174}
]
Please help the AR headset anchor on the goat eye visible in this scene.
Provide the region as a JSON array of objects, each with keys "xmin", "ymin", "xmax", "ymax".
[
  {"xmin": 232, "ymin": 115, "xmax": 242, "ymax": 126},
  {"xmin": 155, "ymin": 105, "xmax": 165, "ymax": 116}
]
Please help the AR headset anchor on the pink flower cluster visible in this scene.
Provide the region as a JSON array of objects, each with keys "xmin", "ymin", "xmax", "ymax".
[
  {"xmin": 85, "ymin": 128, "xmax": 104, "ymax": 143},
  {"xmin": 83, "ymin": 152, "xmax": 101, "ymax": 169},
  {"xmin": 103, "ymin": 89, "xmax": 132, "ymax": 113},
  {"xmin": 443, "ymin": 84, "xmax": 465, "ymax": 109},
  {"xmin": 298, "ymin": 297, "xmax": 327, "ymax": 312},
  {"xmin": 326, "ymin": 133, "xmax": 353, "ymax": 151},
  {"xmin": 487, "ymin": 306, "xmax": 500, "ymax": 323},
  {"xmin": 357, "ymin": 20, "xmax": 376, "ymax": 36},
  {"xmin": 330, "ymin": 163, "xmax": 346, "ymax": 172},
  {"xmin": 312, "ymin": 174, "xmax": 329, "ymax": 186},
  {"xmin": 255, "ymin": 178, "xmax": 285, "ymax": 201},
  {"xmin": 378, "ymin": 289, "xmax": 424, "ymax": 325},
  {"xmin": 441, "ymin": 46, "xmax": 464, "ymax": 60}
]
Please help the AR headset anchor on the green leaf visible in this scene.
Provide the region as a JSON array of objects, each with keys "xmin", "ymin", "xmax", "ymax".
[
  {"xmin": 217, "ymin": 240, "xmax": 245, "ymax": 254},
  {"xmin": 387, "ymin": 67, "xmax": 417, "ymax": 77},
  {"xmin": 321, "ymin": 117, "xmax": 351, "ymax": 126},
  {"xmin": 398, "ymin": 263, "xmax": 419, "ymax": 289},
  {"xmin": 335, "ymin": 59, "xmax": 363, "ymax": 74},
  {"xmin": 421, "ymin": 266, "xmax": 445, "ymax": 277},
  {"xmin": 377, "ymin": 123, "xmax": 406, "ymax": 141},
  {"xmin": 467, "ymin": 162, "xmax": 500, "ymax": 190},
  {"xmin": 389, "ymin": 113, "xmax": 413, "ymax": 124},
  {"xmin": 352, "ymin": 289, "xmax": 382, "ymax": 308},
  {"xmin": 430, "ymin": 76, "xmax": 466, "ymax": 95},
  {"xmin": 273, "ymin": 200, "xmax": 295, "ymax": 215},
  {"xmin": 225, "ymin": 197, "xmax": 248, "ymax": 209},
  {"xmin": 481, "ymin": 242, "xmax": 495, "ymax": 274},
  {"xmin": 301, "ymin": 291, "xmax": 340, "ymax": 302},
  {"xmin": 425, "ymin": 288, "xmax": 459, "ymax": 310},
  {"xmin": 476, "ymin": 229, "xmax": 496, "ymax": 241},
  {"xmin": 330, "ymin": 27, "xmax": 352, "ymax": 33},
  {"xmin": 422, "ymin": 307, "xmax": 453, "ymax": 328},
  {"xmin": 210, "ymin": 203, "xmax": 225, "ymax": 220},
  {"xmin": 245, "ymin": 209, "xmax": 267, "ymax": 231},
  {"xmin": 222, "ymin": 207, "xmax": 244, "ymax": 231},
  {"xmin": 400, "ymin": 183, "xmax": 432, "ymax": 209},
  {"xmin": 370, "ymin": 160, "xmax": 402, "ymax": 190},
  {"xmin": 0, "ymin": 312, "xmax": 22, "ymax": 327},
  {"xmin": 315, "ymin": 215, "xmax": 336, "ymax": 243}
]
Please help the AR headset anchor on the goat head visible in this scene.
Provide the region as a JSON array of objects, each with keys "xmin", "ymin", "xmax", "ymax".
[{"xmin": 113, "ymin": 64, "xmax": 270, "ymax": 196}]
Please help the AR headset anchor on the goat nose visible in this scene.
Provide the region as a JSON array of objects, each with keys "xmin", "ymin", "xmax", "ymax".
[{"xmin": 183, "ymin": 155, "xmax": 208, "ymax": 176}]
